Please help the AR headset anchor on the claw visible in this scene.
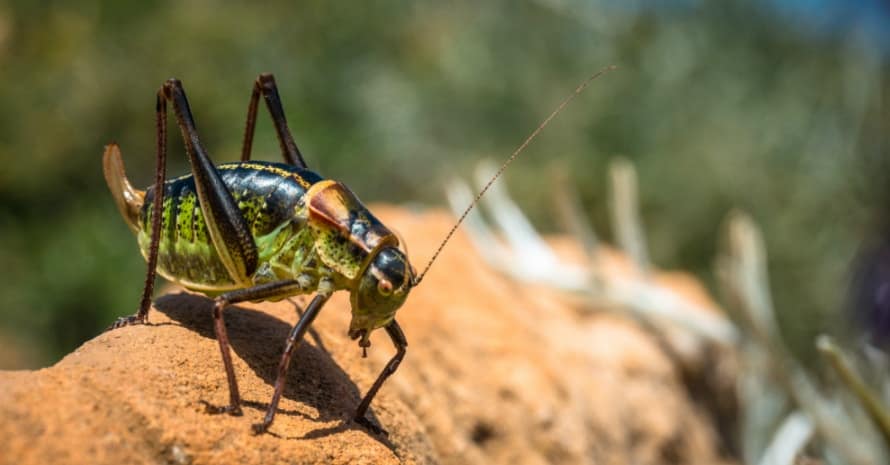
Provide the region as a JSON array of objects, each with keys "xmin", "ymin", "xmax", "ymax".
[
  {"xmin": 203, "ymin": 401, "xmax": 243, "ymax": 416},
  {"xmin": 106, "ymin": 314, "xmax": 146, "ymax": 331},
  {"xmin": 251, "ymin": 422, "xmax": 268, "ymax": 435},
  {"xmin": 355, "ymin": 415, "xmax": 388, "ymax": 437}
]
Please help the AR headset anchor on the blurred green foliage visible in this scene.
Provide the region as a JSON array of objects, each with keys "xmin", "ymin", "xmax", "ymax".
[{"xmin": 0, "ymin": 0, "xmax": 886, "ymax": 367}]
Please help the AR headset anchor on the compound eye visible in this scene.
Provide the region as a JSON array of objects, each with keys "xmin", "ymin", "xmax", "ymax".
[{"xmin": 377, "ymin": 279, "xmax": 393, "ymax": 296}]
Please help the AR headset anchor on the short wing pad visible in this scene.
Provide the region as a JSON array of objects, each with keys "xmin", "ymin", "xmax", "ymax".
[{"xmin": 308, "ymin": 181, "xmax": 398, "ymax": 279}]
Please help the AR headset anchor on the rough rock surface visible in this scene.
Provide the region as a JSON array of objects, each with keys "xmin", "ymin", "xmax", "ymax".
[{"xmin": 0, "ymin": 206, "xmax": 732, "ymax": 465}]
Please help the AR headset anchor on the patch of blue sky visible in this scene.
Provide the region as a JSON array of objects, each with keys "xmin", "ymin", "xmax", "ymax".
[{"xmin": 768, "ymin": 0, "xmax": 890, "ymax": 48}]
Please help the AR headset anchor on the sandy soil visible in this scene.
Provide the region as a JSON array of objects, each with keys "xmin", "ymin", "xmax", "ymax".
[{"xmin": 0, "ymin": 206, "xmax": 733, "ymax": 465}]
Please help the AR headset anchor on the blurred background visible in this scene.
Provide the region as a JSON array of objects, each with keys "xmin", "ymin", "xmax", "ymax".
[{"xmin": 0, "ymin": 0, "xmax": 886, "ymax": 369}]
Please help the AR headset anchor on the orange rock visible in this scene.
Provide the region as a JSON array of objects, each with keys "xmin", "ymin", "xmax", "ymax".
[{"xmin": 0, "ymin": 206, "xmax": 733, "ymax": 465}]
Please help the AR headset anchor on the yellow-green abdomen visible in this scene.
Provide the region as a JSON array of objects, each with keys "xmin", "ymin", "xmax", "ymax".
[{"xmin": 137, "ymin": 161, "xmax": 323, "ymax": 292}]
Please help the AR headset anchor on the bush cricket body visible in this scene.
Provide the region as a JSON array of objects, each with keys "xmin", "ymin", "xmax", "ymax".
[{"xmin": 103, "ymin": 68, "xmax": 614, "ymax": 435}]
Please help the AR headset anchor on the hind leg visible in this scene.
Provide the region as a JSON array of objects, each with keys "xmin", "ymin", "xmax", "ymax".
[
  {"xmin": 106, "ymin": 89, "xmax": 170, "ymax": 330},
  {"xmin": 240, "ymin": 73, "xmax": 307, "ymax": 168}
]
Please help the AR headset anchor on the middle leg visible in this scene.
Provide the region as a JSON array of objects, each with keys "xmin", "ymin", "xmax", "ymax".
[
  {"xmin": 207, "ymin": 279, "xmax": 307, "ymax": 415},
  {"xmin": 252, "ymin": 292, "xmax": 331, "ymax": 434}
]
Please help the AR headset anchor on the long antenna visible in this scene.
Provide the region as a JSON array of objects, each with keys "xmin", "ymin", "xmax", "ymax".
[{"xmin": 413, "ymin": 65, "xmax": 617, "ymax": 285}]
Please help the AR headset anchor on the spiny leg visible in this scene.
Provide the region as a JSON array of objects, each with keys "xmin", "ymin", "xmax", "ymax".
[
  {"xmin": 252, "ymin": 293, "xmax": 331, "ymax": 434},
  {"xmin": 111, "ymin": 79, "xmax": 261, "ymax": 329},
  {"xmin": 353, "ymin": 320, "xmax": 407, "ymax": 436},
  {"xmin": 107, "ymin": 91, "xmax": 169, "ymax": 330},
  {"xmin": 287, "ymin": 297, "xmax": 329, "ymax": 354},
  {"xmin": 240, "ymin": 73, "xmax": 308, "ymax": 168},
  {"xmin": 207, "ymin": 279, "xmax": 308, "ymax": 416},
  {"xmin": 162, "ymin": 79, "xmax": 259, "ymax": 284}
]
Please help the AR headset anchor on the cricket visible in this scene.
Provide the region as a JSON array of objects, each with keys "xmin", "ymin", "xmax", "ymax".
[{"xmin": 102, "ymin": 68, "xmax": 614, "ymax": 435}]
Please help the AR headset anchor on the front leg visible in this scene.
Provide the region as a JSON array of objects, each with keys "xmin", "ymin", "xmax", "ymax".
[{"xmin": 353, "ymin": 320, "xmax": 407, "ymax": 436}]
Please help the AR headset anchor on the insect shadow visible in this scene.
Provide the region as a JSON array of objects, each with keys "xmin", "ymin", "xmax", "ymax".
[{"xmin": 153, "ymin": 292, "xmax": 394, "ymax": 448}]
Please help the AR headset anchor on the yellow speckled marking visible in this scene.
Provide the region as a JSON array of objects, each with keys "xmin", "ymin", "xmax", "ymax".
[
  {"xmin": 176, "ymin": 192, "xmax": 196, "ymax": 242},
  {"xmin": 166, "ymin": 162, "xmax": 313, "ymax": 190},
  {"xmin": 230, "ymin": 162, "xmax": 312, "ymax": 189}
]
